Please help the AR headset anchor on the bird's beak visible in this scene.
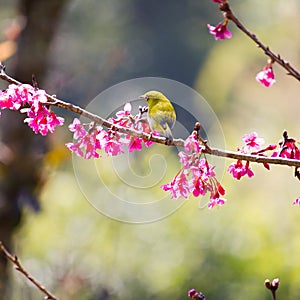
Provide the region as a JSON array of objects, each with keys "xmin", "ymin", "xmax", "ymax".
[{"xmin": 139, "ymin": 94, "xmax": 148, "ymax": 100}]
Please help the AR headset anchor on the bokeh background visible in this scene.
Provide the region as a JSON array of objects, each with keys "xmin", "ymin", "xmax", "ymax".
[{"xmin": 0, "ymin": 0, "xmax": 300, "ymax": 299}]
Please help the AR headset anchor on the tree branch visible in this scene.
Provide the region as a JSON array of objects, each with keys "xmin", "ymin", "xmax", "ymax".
[
  {"xmin": 0, "ymin": 241, "xmax": 58, "ymax": 300},
  {"xmin": 209, "ymin": 148, "xmax": 300, "ymax": 168},
  {"xmin": 1, "ymin": 63, "xmax": 300, "ymax": 168},
  {"xmin": 219, "ymin": 2, "xmax": 300, "ymax": 81}
]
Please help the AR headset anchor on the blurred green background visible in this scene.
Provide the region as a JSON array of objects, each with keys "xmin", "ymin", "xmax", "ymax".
[{"xmin": 0, "ymin": 0, "xmax": 300, "ymax": 299}]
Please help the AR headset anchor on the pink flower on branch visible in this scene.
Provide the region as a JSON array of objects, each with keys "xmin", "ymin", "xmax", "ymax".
[
  {"xmin": 227, "ymin": 130, "xmax": 300, "ymax": 205},
  {"xmin": 228, "ymin": 132, "xmax": 276, "ymax": 180},
  {"xmin": 162, "ymin": 133, "xmax": 226, "ymax": 208},
  {"xmin": 161, "ymin": 170, "xmax": 191, "ymax": 200},
  {"xmin": 0, "ymin": 84, "xmax": 35, "ymax": 110},
  {"xmin": 128, "ymin": 137, "xmax": 143, "ymax": 152},
  {"xmin": 23, "ymin": 103, "xmax": 64, "ymax": 136},
  {"xmin": 68, "ymin": 117, "xmax": 86, "ymax": 139},
  {"xmin": 207, "ymin": 20, "xmax": 232, "ymax": 40},
  {"xmin": 274, "ymin": 132, "xmax": 300, "ymax": 160},
  {"xmin": 99, "ymin": 132, "xmax": 123, "ymax": 156},
  {"xmin": 279, "ymin": 132, "xmax": 300, "ymax": 204},
  {"xmin": 240, "ymin": 132, "xmax": 265, "ymax": 153},
  {"xmin": 115, "ymin": 102, "xmax": 132, "ymax": 118},
  {"xmin": 0, "ymin": 84, "xmax": 64, "ymax": 135},
  {"xmin": 66, "ymin": 103, "xmax": 155, "ymax": 159},
  {"xmin": 228, "ymin": 160, "xmax": 254, "ymax": 180},
  {"xmin": 66, "ymin": 118, "xmax": 102, "ymax": 159},
  {"xmin": 184, "ymin": 132, "xmax": 204, "ymax": 153},
  {"xmin": 24, "ymin": 109, "xmax": 64, "ymax": 136},
  {"xmin": 256, "ymin": 66, "xmax": 276, "ymax": 87},
  {"xmin": 208, "ymin": 197, "xmax": 226, "ymax": 209}
]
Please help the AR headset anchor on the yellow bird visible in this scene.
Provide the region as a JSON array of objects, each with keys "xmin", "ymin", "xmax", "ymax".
[{"xmin": 140, "ymin": 90, "xmax": 176, "ymax": 140}]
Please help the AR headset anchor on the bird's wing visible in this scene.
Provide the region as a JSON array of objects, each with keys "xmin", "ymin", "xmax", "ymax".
[{"xmin": 152, "ymin": 102, "xmax": 176, "ymax": 129}]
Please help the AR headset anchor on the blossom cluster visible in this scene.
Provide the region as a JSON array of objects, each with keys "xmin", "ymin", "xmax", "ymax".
[
  {"xmin": 1, "ymin": 84, "xmax": 298, "ymax": 208},
  {"xmin": 228, "ymin": 131, "xmax": 300, "ymax": 205},
  {"xmin": 228, "ymin": 132, "xmax": 267, "ymax": 180},
  {"xmin": 0, "ymin": 84, "xmax": 64, "ymax": 135},
  {"xmin": 161, "ymin": 133, "xmax": 226, "ymax": 209},
  {"xmin": 208, "ymin": 0, "xmax": 276, "ymax": 87},
  {"xmin": 66, "ymin": 103, "xmax": 154, "ymax": 159}
]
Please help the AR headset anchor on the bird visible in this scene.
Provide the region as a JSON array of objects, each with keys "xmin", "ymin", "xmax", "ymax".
[{"xmin": 140, "ymin": 90, "xmax": 176, "ymax": 141}]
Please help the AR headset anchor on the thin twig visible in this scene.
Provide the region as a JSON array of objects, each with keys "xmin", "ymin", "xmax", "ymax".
[
  {"xmin": 1, "ymin": 65, "xmax": 300, "ymax": 168},
  {"xmin": 209, "ymin": 148, "xmax": 300, "ymax": 167},
  {"xmin": 219, "ymin": 2, "xmax": 300, "ymax": 81},
  {"xmin": 0, "ymin": 241, "xmax": 58, "ymax": 300}
]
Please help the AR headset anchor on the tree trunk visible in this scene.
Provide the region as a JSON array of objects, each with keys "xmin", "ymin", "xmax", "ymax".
[{"xmin": 0, "ymin": 0, "xmax": 69, "ymax": 298}]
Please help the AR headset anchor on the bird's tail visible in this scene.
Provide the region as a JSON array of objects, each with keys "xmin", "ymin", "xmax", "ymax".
[{"xmin": 164, "ymin": 122, "xmax": 173, "ymax": 141}]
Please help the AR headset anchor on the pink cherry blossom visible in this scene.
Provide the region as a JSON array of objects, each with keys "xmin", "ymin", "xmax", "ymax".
[
  {"xmin": 115, "ymin": 102, "xmax": 132, "ymax": 118},
  {"xmin": 271, "ymin": 132, "xmax": 300, "ymax": 161},
  {"xmin": 98, "ymin": 131, "xmax": 124, "ymax": 156},
  {"xmin": 66, "ymin": 141, "xmax": 84, "ymax": 157},
  {"xmin": 109, "ymin": 103, "xmax": 154, "ymax": 151},
  {"xmin": 228, "ymin": 132, "xmax": 300, "ymax": 183},
  {"xmin": 208, "ymin": 197, "xmax": 226, "ymax": 209},
  {"xmin": 241, "ymin": 132, "xmax": 265, "ymax": 153},
  {"xmin": 162, "ymin": 133, "xmax": 226, "ymax": 207},
  {"xmin": 128, "ymin": 137, "xmax": 143, "ymax": 152},
  {"xmin": 208, "ymin": 22, "xmax": 232, "ymax": 40},
  {"xmin": 192, "ymin": 177, "xmax": 206, "ymax": 197},
  {"xmin": 178, "ymin": 151, "xmax": 192, "ymax": 167},
  {"xmin": 66, "ymin": 102, "xmax": 157, "ymax": 158},
  {"xmin": 0, "ymin": 84, "xmax": 36, "ymax": 110},
  {"xmin": 23, "ymin": 98, "xmax": 64, "ymax": 136},
  {"xmin": 0, "ymin": 89, "xmax": 20, "ymax": 110},
  {"xmin": 0, "ymin": 84, "xmax": 64, "ymax": 135},
  {"xmin": 66, "ymin": 131, "xmax": 101, "ymax": 159},
  {"xmin": 83, "ymin": 130, "xmax": 101, "ymax": 159},
  {"xmin": 144, "ymin": 139, "xmax": 154, "ymax": 147},
  {"xmin": 66, "ymin": 118, "xmax": 102, "ymax": 159},
  {"xmin": 161, "ymin": 170, "xmax": 191, "ymax": 199},
  {"xmin": 184, "ymin": 133, "xmax": 203, "ymax": 153},
  {"xmin": 110, "ymin": 102, "xmax": 134, "ymax": 128},
  {"xmin": 228, "ymin": 160, "xmax": 254, "ymax": 180},
  {"xmin": 68, "ymin": 118, "xmax": 87, "ymax": 139},
  {"xmin": 279, "ymin": 139, "xmax": 300, "ymax": 160},
  {"xmin": 194, "ymin": 158, "xmax": 216, "ymax": 178},
  {"xmin": 256, "ymin": 67, "xmax": 276, "ymax": 87},
  {"xmin": 293, "ymin": 197, "xmax": 300, "ymax": 206}
]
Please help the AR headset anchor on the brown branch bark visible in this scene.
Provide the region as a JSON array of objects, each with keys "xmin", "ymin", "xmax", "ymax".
[
  {"xmin": 0, "ymin": 242, "xmax": 58, "ymax": 300},
  {"xmin": 219, "ymin": 2, "xmax": 300, "ymax": 81},
  {"xmin": 1, "ymin": 65, "xmax": 300, "ymax": 168}
]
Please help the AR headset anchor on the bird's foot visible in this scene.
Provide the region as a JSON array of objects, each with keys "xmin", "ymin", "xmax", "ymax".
[{"xmin": 165, "ymin": 137, "xmax": 173, "ymax": 145}]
